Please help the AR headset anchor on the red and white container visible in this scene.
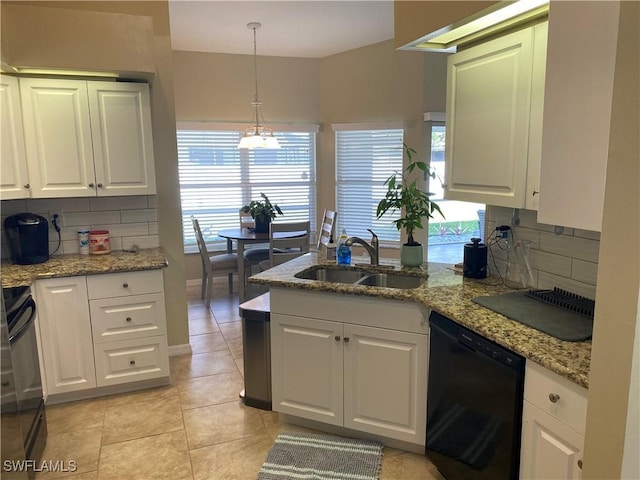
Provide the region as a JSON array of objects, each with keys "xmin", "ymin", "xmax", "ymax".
[{"xmin": 89, "ymin": 230, "xmax": 111, "ymax": 255}]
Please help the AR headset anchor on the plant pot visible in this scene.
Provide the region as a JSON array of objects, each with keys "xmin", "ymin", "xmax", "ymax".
[
  {"xmin": 401, "ymin": 244, "xmax": 423, "ymax": 267},
  {"xmin": 254, "ymin": 217, "xmax": 271, "ymax": 233}
]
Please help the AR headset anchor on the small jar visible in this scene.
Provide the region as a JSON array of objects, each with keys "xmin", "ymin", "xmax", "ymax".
[
  {"xmin": 89, "ymin": 230, "xmax": 111, "ymax": 255},
  {"xmin": 78, "ymin": 230, "xmax": 90, "ymax": 255}
]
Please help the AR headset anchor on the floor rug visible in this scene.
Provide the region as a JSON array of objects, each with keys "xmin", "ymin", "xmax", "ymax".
[{"xmin": 257, "ymin": 432, "xmax": 384, "ymax": 480}]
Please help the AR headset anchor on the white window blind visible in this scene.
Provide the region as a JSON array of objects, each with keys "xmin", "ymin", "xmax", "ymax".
[
  {"xmin": 178, "ymin": 129, "xmax": 316, "ymax": 250},
  {"xmin": 335, "ymin": 128, "xmax": 404, "ymax": 245}
]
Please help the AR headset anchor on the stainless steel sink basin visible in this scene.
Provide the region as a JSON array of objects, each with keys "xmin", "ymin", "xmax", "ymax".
[
  {"xmin": 295, "ymin": 267, "xmax": 368, "ymax": 284},
  {"xmin": 356, "ymin": 273, "xmax": 424, "ymax": 289}
]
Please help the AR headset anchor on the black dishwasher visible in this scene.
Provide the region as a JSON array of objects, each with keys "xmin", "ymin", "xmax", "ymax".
[{"xmin": 426, "ymin": 311, "xmax": 525, "ymax": 480}]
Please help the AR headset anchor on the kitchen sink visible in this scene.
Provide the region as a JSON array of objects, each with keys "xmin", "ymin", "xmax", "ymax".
[
  {"xmin": 294, "ymin": 267, "xmax": 368, "ymax": 284},
  {"xmin": 356, "ymin": 273, "xmax": 424, "ymax": 289}
]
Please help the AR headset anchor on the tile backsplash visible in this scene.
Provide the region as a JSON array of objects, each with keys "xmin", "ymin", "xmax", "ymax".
[
  {"xmin": 1, "ymin": 196, "xmax": 158, "ymax": 258},
  {"xmin": 485, "ymin": 206, "xmax": 600, "ymax": 300}
]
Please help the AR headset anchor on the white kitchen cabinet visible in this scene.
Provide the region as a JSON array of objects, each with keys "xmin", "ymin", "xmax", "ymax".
[
  {"xmin": 520, "ymin": 361, "xmax": 587, "ymax": 479},
  {"xmin": 537, "ymin": 2, "xmax": 620, "ymax": 232},
  {"xmin": 0, "ymin": 75, "xmax": 30, "ymax": 200},
  {"xmin": 270, "ymin": 288, "xmax": 428, "ymax": 445},
  {"xmin": 19, "ymin": 77, "xmax": 155, "ymax": 198},
  {"xmin": 35, "ymin": 276, "xmax": 97, "ymax": 395},
  {"xmin": 444, "ymin": 21, "xmax": 547, "ymax": 209}
]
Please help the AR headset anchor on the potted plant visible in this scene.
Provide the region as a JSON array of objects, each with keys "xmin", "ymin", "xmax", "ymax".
[
  {"xmin": 376, "ymin": 143, "xmax": 444, "ymax": 267},
  {"xmin": 242, "ymin": 192, "xmax": 283, "ymax": 233}
]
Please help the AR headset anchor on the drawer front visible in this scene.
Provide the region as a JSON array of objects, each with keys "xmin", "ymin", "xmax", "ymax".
[
  {"xmin": 90, "ymin": 293, "xmax": 166, "ymax": 343},
  {"xmin": 87, "ymin": 270, "xmax": 164, "ymax": 299},
  {"xmin": 524, "ymin": 361, "xmax": 588, "ymax": 435},
  {"xmin": 94, "ymin": 336, "xmax": 169, "ymax": 387}
]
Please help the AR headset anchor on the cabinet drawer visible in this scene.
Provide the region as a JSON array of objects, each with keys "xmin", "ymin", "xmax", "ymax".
[
  {"xmin": 94, "ymin": 336, "xmax": 169, "ymax": 387},
  {"xmin": 524, "ymin": 361, "xmax": 588, "ymax": 435},
  {"xmin": 90, "ymin": 293, "xmax": 166, "ymax": 344},
  {"xmin": 87, "ymin": 270, "xmax": 163, "ymax": 299}
]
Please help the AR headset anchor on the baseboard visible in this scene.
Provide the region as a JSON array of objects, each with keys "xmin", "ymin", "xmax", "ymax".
[{"xmin": 168, "ymin": 343, "xmax": 192, "ymax": 356}]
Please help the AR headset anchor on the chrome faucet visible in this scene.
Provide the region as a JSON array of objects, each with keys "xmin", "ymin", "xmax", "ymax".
[{"xmin": 345, "ymin": 229, "xmax": 379, "ymax": 266}]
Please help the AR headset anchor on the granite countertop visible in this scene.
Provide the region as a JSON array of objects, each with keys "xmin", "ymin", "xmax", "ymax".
[
  {"xmin": 250, "ymin": 252, "xmax": 591, "ymax": 389},
  {"xmin": 1, "ymin": 248, "xmax": 168, "ymax": 288}
]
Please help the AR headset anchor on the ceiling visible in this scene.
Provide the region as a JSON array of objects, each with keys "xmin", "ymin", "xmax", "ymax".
[{"xmin": 168, "ymin": 1, "xmax": 395, "ymax": 58}]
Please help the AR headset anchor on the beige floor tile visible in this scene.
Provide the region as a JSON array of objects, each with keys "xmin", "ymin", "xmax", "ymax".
[
  {"xmin": 258, "ymin": 410, "xmax": 322, "ymax": 440},
  {"xmin": 38, "ymin": 472, "xmax": 98, "ymax": 480},
  {"xmin": 190, "ymin": 434, "xmax": 274, "ymax": 480},
  {"xmin": 36, "ymin": 428, "xmax": 102, "ymax": 480},
  {"xmin": 45, "ymin": 397, "xmax": 107, "ymax": 435},
  {"xmin": 218, "ymin": 321, "xmax": 242, "ymax": 339},
  {"xmin": 101, "ymin": 394, "xmax": 183, "ymax": 445},
  {"xmin": 189, "ymin": 331, "xmax": 228, "ymax": 354},
  {"xmin": 380, "ymin": 452, "xmax": 445, "ymax": 480},
  {"xmin": 234, "ymin": 358, "xmax": 244, "ymax": 377},
  {"xmin": 188, "ymin": 316, "xmax": 219, "ymax": 335},
  {"xmin": 183, "ymin": 400, "xmax": 266, "ymax": 449},
  {"xmin": 211, "ymin": 308, "xmax": 241, "ymax": 324},
  {"xmin": 178, "ymin": 371, "xmax": 244, "ymax": 410},
  {"xmin": 98, "ymin": 431, "xmax": 192, "ymax": 480},
  {"xmin": 170, "ymin": 351, "xmax": 238, "ymax": 381},
  {"xmin": 225, "ymin": 336, "xmax": 243, "ymax": 360},
  {"xmin": 102, "ymin": 384, "xmax": 178, "ymax": 408}
]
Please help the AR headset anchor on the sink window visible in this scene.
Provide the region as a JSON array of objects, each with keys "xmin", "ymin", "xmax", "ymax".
[{"xmin": 176, "ymin": 125, "xmax": 317, "ymax": 252}]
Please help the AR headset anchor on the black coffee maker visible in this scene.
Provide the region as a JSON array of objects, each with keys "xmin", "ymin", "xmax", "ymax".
[
  {"xmin": 4, "ymin": 213, "xmax": 49, "ymax": 265},
  {"xmin": 463, "ymin": 237, "xmax": 487, "ymax": 279}
]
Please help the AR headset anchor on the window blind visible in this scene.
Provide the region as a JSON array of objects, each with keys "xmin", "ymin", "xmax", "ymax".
[
  {"xmin": 335, "ymin": 129, "xmax": 404, "ymax": 245},
  {"xmin": 178, "ymin": 129, "xmax": 316, "ymax": 250}
]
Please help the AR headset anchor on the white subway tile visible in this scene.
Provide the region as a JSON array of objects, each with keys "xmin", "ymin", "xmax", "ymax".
[
  {"xmin": 573, "ymin": 229, "xmax": 601, "ymax": 241},
  {"xmin": 539, "ymin": 231, "xmax": 600, "ymax": 263},
  {"xmin": 90, "ymin": 196, "xmax": 147, "ymax": 211},
  {"xmin": 121, "ymin": 209, "xmax": 157, "ymax": 223},
  {"xmin": 94, "ymin": 223, "xmax": 149, "ymax": 237},
  {"xmin": 537, "ymin": 271, "xmax": 596, "ymax": 300},
  {"xmin": 66, "ymin": 211, "xmax": 121, "ymax": 227},
  {"xmin": 510, "ymin": 226, "xmax": 541, "ymax": 249},
  {"xmin": 122, "ymin": 235, "xmax": 160, "ymax": 250},
  {"xmin": 147, "ymin": 195, "xmax": 157, "ymax": 208},
  {"xmin": 62, "ymin": 240, "xmax": 79, "ymax": 254},
  {"xmin": 107, "ymin": 237, "xmax": 124, "ymax": 252},
  {"xmin": 529, "ymin": 249, "xmax": 572, "ymax": 277},
  {"xmin": 148, "ymin": 222, "xmax": 158, "ymax": 235},
  {"xmin": 1, "ymin": 200, "xmax": 28, "ymax": 215},
  {"xmin": 26, "ymin": 197, "xmax": 90, "ymax": 213},
  {"xmin": 572, "ymin": 259, "xmax": 598, "ymax": 286}
]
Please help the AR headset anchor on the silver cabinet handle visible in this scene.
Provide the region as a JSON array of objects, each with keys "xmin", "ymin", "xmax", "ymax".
[
  {"xmin": 532, "ymin": 190, "xmax": 539, "ymax": 196},
  {"xmin": 24, "ymin": 183, "xmax": 30, "ymax": 189},
  {"xmin": 97, "ymin": 183, "xmax": 103, "ymax": 188},
  {"xmin": 126, "ymin": 317, "xmax": 132, "ymax": 322},
  {"xmin": 548, "ymin": 393, "xmax": 560, "ymax": 403},
  {"xmin": 89, "ymin": 183, "xmax": 95, "ymax": 188},
  {"xmin": 577, "ymin": 460, "xmax": 583, "ymax": 470},
  {"xmin": 129, "ymin": 360, "xmax": 136, "ymax": 366},
  {"xmin": 343, "ymin": 337, "xmax": 350, "ymax": 343},
  {"xmin": 334, "ymin": 335, "xmax": 340, "ymax": 342},
  {"xmin": 123, "ymin": 283, "xmax": 129, "ymax": 288}
]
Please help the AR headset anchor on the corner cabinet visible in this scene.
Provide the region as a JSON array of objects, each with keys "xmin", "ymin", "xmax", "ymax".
[
  {"xmin": 19, "ymin": 78, "xmax": 156, "ymax": 198},
  {"xmin": 444, "ymin": 21, "xmax": 547, "ymax": 210},
  {"xmin": 0, "ymin": 75, "xmax": 30, "ymax": 200},
  {"xmin": 520, "ymin": 361, "xmax": 587, "ymax": 480},
  {"xmin": 270, "ymin": 288, "xmax": 429, "ymax": 446}
]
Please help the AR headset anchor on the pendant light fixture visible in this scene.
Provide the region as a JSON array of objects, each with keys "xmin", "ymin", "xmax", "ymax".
[{"xmin": 238, "ymin": 22, "xmax": 281, "ymax": 149}]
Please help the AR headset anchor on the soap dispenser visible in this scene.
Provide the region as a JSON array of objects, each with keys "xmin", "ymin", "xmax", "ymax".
[{"xmin": 336, "ymin": 229, "xmax": 351, "ymax": 265}]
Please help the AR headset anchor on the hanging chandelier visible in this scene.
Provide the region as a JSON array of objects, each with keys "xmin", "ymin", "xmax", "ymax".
[{"xmin": 238, "ymin": 22, "xmax": 281, "ymax": 149}]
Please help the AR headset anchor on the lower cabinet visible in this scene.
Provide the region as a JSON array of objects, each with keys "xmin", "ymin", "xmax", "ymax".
[
  {"xmin": 35, "ymin": 269, "xmax": 169, "ymax": 397},
  {"xmin": 270, "ymin": 288, "xmax": 428, "ymax": 446},
  {"xmin": 520, "ymin": 361, "xmax": 587, "ymax": 479}
]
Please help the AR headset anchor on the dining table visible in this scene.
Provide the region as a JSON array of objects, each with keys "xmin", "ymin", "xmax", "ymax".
[{"xmin": 217, "ymin": 227, "xmax": 306, "ymax": 302}]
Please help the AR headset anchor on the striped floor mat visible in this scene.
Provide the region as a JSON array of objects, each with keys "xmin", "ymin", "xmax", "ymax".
[{"xmin": 257, "ymin": 432, "xmax": 384, "ymax": 480}]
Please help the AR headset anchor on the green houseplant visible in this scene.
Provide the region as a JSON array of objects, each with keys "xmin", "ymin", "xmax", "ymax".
[
  {"xmin": 242, "ymin": 192, "xmax": 283, "ymax": 233},
  {"xmin": 376, "ymin": 143, "xmax": 444, "ymax": 267}
]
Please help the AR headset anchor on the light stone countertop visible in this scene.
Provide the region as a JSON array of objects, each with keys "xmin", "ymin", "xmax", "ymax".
[
  {"xmin": 1, "ymin": 248, "xmax": 168, "ymax": 288},
  {"xmin": 250, "ymin": 252, "xmax": 592, "ymax": 389}
]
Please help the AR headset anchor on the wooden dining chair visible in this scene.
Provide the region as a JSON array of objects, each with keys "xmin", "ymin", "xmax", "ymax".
[
  {"xmin": 191, "ymin": 216, "xmax": 238, "ymax": 307},
  {"xmin": 259, "ymin": 221, "xmax": 310, "ymax": 270},
  {"xmin": 316, "ymin": 209, "xmax": 337, "ymax": 251}
]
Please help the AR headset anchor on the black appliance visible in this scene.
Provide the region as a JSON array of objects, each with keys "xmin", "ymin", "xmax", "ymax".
[
  {"xmin": 426, "ymin": 311, "xmax": 524, "ymax": 480},
  {"xmin": 1, "ymin": 286, "xmax": 47, "ymax": 479},
  {"xmin": 463, "ymin": 237, "xmax": 487, "ymax": 279},
  {"xmin": 4, "ymin": 214, "xmax": 49, "ymax": 265}
]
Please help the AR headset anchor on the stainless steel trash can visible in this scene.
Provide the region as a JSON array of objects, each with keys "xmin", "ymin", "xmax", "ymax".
[{"xmin": 239, "ymin": 292, "xmax": 271, "ymax": 410}]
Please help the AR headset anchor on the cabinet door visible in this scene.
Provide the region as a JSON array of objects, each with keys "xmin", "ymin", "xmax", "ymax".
[
  {"xmin": 0, "ymin": 75, "xmax": 30, "ymax": 199},
  {"xmin": 343, "ymin": 324, "xmax": 428, "ymax": 445},
  {"xmin": 271, "ymin": 313, "xmax": 343, "ymax": 426},
  {"xmin": 20, "ymin": 78, "xmax": 96, "ymax": 198},
  {"xmin": 35, "ymin": 277, "xmax": 96, "ymax": 394},
  {"xmin": 87, "ymin": 82, "xmax": 156, "ymax": 196},
  {"xmin": 445, "ymin": 27, "xmax": 534, "ymax": 207},
  {"xmin": 520, "ymin": 400, "xmax": 584, "ymax": 480}
]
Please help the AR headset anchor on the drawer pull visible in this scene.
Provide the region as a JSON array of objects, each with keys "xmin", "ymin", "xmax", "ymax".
[
  {"xmin": 1, "ymin": 381, "xmax": 10, "ymax": 387},
  {"xmin": 334, "ymin": 335, "xmax": 340, "ymax": 342},
  {"xmin": 126, "ymin": 317, "xmax": 132, "ymax": 322},
  {"xmin": 24, "ymin": 184, "xmax": 30, "ymax": 189},
  {"xmin": 343, "ymin": 337, "xmax": 350, "ymax": 343},
  {"xmin": 89, "ymin": 182, "xmax": 95, "ymax": 188},
  {"xmin": 97, "ymin": 183, "xmax": 103, "ymax": 188},
  {"xmin": 123, "ymin": 283, "xmax": 129, "ymax": 288},
  {"xmin": 130, "ymin": 360, "xmax": 136, "ymax": 366},
  {"xmin": 548, "ymin": 393, "xmax": 560, "ymax": 403},
  {"xmin": 577, "ymin": 460, "xmax": 583, "ymax": 470}
]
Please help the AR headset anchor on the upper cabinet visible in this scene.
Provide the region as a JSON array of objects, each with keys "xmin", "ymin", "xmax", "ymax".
[
  {"xmin": 444, "ymin": 21, "xmax": 547, "ymax": 209},
  {"xmin": 537, "ymin": 1, "xmax": 620, "ymax": 232},
  {"xmin": 18, "ymin": 78, "xmax": 156, "ymax": 198},
  {"xmin": 0, "ymin": 75, "xmax": 30, "ymax": 200}
]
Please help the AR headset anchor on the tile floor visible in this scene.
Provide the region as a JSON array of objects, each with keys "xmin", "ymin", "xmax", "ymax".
[{"xmin": 37, "ymin": 279, "xmax": 443, "ymax": 480}]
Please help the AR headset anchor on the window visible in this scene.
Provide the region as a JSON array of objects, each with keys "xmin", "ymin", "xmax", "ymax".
[
  {"xmin": 334, "ymin": 126, "xmax": 404, "ymax": 246},
  {"xmin": 177, "ymin": 127, "xmax": 316, "ymax": 251}
]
